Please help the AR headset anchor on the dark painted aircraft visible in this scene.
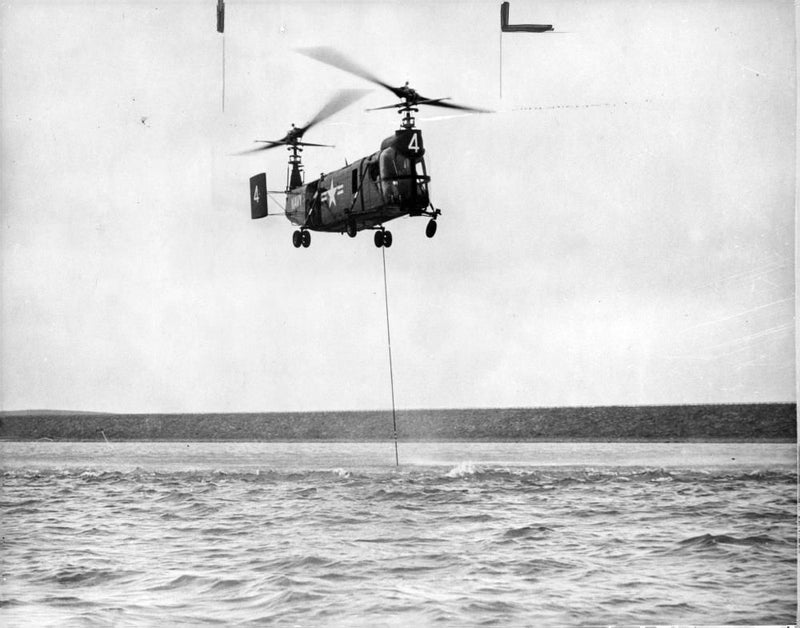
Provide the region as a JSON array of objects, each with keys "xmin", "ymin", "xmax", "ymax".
[{"xmin": 241, "ymin": 47, "xmax": 490, "ymax": 248}]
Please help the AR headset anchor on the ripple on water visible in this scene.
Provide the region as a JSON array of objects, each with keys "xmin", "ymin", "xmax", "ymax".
[{"xmin": 1, "ymin": 443, "xmax": 795, "ymax": 626}]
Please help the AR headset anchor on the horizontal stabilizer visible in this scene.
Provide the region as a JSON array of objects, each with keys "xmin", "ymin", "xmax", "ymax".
[{"xmin": 250, "ymin": 173, "xmax": 268, "ymax": 219}]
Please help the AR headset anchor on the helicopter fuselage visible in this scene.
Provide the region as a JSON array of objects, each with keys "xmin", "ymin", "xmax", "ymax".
[
  {"xmin": 288, "ymin": 128, "xmax": 432, "ymax": 233},
  {"xmin": 250, "ymin": 128, "xmax": 441, "ymax": 247}
]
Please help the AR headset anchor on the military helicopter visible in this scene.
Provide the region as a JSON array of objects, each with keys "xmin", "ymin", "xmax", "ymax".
[{"xmin": 243, "ymin": 47, "xmax": 490, "ymax": 248}]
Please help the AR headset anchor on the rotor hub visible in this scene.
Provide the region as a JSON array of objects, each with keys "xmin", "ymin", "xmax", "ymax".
[{"xmin": 398, "ymin": 104, "xmax": 418, "ymax": 130}]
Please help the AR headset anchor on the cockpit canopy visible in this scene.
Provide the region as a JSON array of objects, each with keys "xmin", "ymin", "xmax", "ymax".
[{"xmin": 378, "ymin": 130, "xmax": 429, "ymax": 210}]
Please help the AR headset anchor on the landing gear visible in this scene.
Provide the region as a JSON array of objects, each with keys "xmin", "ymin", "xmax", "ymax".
[
  {"xmin": 293, "ymin": 230, "xmax": 311, "ymax": 248},
  {"xmin": 425, "ymin": 218, "xmax": 437, "ymax": 238},
  {"xmin": 374, "ymin": 229, "xmax": 392, "ymax": 248},
  {"xmin": 346, "ymin": 221, "xmax": 357, "ymax": 238}
]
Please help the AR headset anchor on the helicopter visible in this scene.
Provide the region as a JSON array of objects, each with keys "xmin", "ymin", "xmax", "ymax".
[{"xmin": 242, "ymin": 47, "xmax": 490, "ymax": 248}]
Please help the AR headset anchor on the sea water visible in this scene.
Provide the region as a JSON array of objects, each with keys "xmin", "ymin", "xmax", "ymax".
[{"xmin": 0, "ymin": 441, "xmax": 796, "ymax": 626}]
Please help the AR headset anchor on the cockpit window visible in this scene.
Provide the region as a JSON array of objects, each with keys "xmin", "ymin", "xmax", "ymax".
[
  {"xmin": 378, "ymin": 146, "xmax": 429, "ymax": 209},
  {"xmin": 380, "ymin": 148, "xmax": 411, "ymax": 178}
]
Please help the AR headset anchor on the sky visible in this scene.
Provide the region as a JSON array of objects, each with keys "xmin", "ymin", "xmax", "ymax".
[{"xmin": 1, "ymin": 0, "xmax": 796, "ymax": 413}]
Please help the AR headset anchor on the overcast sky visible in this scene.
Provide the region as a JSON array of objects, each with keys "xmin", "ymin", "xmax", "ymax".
[{"xmin": 1, "ymin": 0, "xmax": 795, "ymax": 413}]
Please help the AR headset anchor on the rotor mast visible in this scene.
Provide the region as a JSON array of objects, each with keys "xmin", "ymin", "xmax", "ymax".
[
  {"xmin": 398, "ymin": 101, "xmax": 418, "ymax": 130},
  {"xmin": 395, "ymin": 82, "xmax": 419, "ymax": 129},
  {"xmin": 286, "ymin": 142, "xmax": 304, "ymax": 190}
]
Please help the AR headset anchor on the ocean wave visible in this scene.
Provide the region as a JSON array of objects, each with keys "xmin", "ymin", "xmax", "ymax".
[
  {"xmin": 40, "ymin": 566, "xmax": 138, "ymax": 587},
  {"xmin": 503, "ymin": 524, "xmax": 554, "ymax": 539},
  {"xmin": 145, "ymin": 573, "xmax": 210, "ymax": 591},
  {"xmin": 2, "ymin": 466, "xmax": 795, "ymax": 486},
  {"xmin": 2, "ymin": 462, "xmax": 795, "ymax": 628},
  {"xmin": 677, "ymin": 533, "xmax": 785, "ymax": 548}
]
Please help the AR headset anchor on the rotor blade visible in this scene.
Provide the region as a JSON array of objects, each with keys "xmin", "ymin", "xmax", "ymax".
[
  {"xmin": 297, "ymin": 46, "xmax": 401, "ymax": 97},
  {"xmin": 418, "ymin": 99, "xmax": 493, "ymax": 113},
  {"xmin": 300, "ymin": 88, "xmax": 370, "ymax": 133},
  {"xmin": 367, "ymin": 98, "xmax": 492, "ymax": 114},
  {"xmin": 296, "ymin": 141, "xmax": 335, "ymax": 148},
  {"xmin": 233, "ymin": 142, "xmax": 286, "ymax": 155},
  {"xmin": 414, "ymin": 97, "xmax": 451, "ymax": 106},
  {"xmin": 365, "ymin": 103, "xmax": 402, "ymax": 112}
]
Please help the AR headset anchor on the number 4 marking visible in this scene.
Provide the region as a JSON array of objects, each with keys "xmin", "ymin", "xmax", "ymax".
[
  {"xmin": 253, "ymin": 186, "xmax": 260, "ymax": 203},
  {"xmin": 408, "ymin": 132, "xmax": 420, "ymax": 152}
]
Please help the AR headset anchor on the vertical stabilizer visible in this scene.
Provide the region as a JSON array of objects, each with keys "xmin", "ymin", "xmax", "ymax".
[{"xmin": 250, "ymin": 173, "xmax": 268, "ymax": 219}]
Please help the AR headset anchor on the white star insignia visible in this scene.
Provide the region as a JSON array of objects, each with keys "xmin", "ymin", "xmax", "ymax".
[{"xmin": 324, "ymin": 184, "xmax": 342, "ymax": 207}]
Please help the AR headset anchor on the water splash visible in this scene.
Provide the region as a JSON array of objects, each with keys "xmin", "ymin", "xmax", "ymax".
[{"xmin": 445, "ymin": 461, "xmax": 480, "ymax": 477}]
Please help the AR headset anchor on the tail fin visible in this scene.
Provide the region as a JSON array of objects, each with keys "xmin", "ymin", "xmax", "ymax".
[{"xmin": 250, "ymin": 173, "xmax": 268, "ymax": 219}]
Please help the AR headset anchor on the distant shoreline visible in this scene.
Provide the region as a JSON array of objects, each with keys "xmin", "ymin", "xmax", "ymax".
[{"xmin": 1, "ymin": 404, "xmax": 795, "ymax": 443}]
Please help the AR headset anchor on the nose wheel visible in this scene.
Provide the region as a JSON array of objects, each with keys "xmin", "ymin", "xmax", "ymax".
[
  {"xmin": 374, "ymin": 229, "xmax": 392, "ymax": 248},
  {"xmin": 292, "ymin": 230, "xmax": 311, "ymax": 248}
]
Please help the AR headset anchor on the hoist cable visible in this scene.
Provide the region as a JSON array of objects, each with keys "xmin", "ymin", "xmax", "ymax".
[{"xmin": 381, "ymin": 246, "xmax": 399, "ymax": 466}]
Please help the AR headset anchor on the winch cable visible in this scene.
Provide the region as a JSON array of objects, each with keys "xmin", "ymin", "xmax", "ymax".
[{"xmin": 381, "ymin": 246, "xmax": 400, "ymax": 466}]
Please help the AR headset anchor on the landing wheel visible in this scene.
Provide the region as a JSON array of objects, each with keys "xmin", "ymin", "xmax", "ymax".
[
  {"xmin": 383, "ymin": 230, "xmax": 392, "ymax": 248},
  {"xmin": 374, "ymin": 230, "xmax": 384, "ymax": 248},
  {"xmin": 301, "ymin": 230, "xmax": 311, "ymax": 248},
  {"xmin": 425, "ymin": 219, "xmax": 437, "ymax": 238},
  {"xmin": 292, "ymin": 230, "xmax": 302, "ymax": 248},
  {"xmin": 346, "ymin": 221, "xmax": 357, "ymax": 238}
]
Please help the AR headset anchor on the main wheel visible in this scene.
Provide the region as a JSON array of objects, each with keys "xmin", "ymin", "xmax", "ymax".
[
  {"xmin": 374, "ymin": 230, "xmax": 384, "ymax": 248},
  {"xmin": 301, "ymin": 230, "xmax": 311, "ymax": 248},
  {"xmin": 346, "ymin": 221, "xmax": 357, "ymax": 238},
  {"xmin": 383, "ymin": 230, "xmax": 392, "ymax": 248},
  {"xmin": 292, "ymin": 230, "xmax": 302, "ymax": 248},
  {"xmin": 426, "ymin": 219, "xmax": 437, "ymax": 238}
]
